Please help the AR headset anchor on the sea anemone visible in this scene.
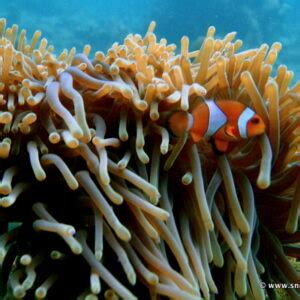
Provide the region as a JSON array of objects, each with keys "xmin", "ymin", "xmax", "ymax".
[{"xmin": 0, "ymin": 18, "xmax": 299, "ymax": 299}]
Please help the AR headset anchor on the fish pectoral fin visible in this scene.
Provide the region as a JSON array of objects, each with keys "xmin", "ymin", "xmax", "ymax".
[
  {"xmin": 225, "ymin": 125, "xmax": 238, "ymax": 138},
  {"xmin": 214, "ymin": 139, "xmax": 230, "ymax": 152}
]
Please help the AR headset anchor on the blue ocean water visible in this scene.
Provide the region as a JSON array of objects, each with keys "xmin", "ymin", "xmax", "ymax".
[{"xmin": 1, "ymin": 0, "xmax": 299, "ymax": 78}]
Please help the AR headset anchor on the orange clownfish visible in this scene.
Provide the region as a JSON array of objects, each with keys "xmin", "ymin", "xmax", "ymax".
[{"xmin": 168, "ymin": 99, "xmax": 266, "ymax": 152}]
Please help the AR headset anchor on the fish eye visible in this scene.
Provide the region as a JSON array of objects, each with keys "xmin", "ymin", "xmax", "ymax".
[{"xmin": 251, "ymin": 117, "xmax": 260, "ymax": 124}]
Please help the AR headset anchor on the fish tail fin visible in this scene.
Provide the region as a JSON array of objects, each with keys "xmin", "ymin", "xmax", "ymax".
[
  {"xmin": 189, "ymin": 103, "xmax": 207, "ymax": 142},
  {"xmin": 168, "ymin": 111, "xmax": 189, "ymax": 137}
]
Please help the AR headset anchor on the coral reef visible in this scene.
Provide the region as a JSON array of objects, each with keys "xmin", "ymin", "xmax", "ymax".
[{"xmin": 0, "ymin": 18, "xmax": 299, "ymax": 299}]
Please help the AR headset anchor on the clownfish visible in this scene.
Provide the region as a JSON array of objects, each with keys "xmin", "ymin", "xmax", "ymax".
[{"xmin": 168, "ymin": 99, "xmax": 266, "ymax": 152}]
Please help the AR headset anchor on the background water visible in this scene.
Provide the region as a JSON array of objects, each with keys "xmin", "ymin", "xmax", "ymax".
[{"xmin": 1, "ymin": 0, "xmax": 299, "ymax": 79}]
